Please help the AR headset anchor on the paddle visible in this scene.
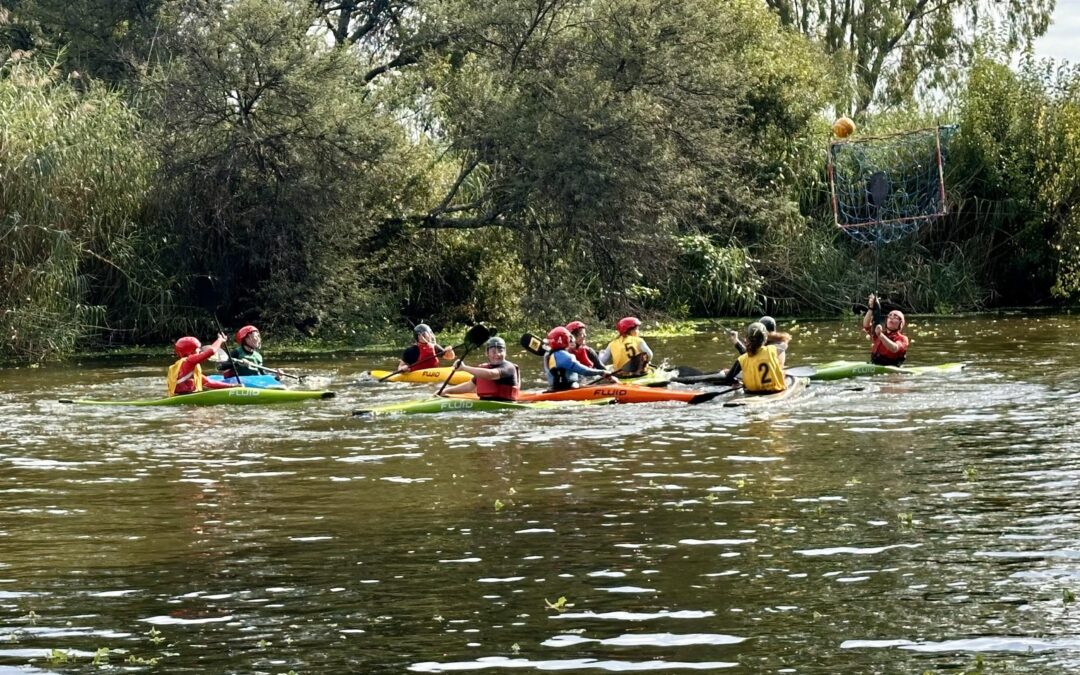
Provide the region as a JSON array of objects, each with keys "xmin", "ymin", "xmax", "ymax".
[
  {"xmin": 708, "ymin": 383, "xmax": 744, "ymax": 398},
  {"xmin": 520, "ymin": 333, "xmax": 546, "ymax": 357},
  {"xmin": 224, "ymin": 350, "xmax": 244, "ymax": 386},
  {"xmin": 435, "ymin": 324, "xmax": 493, "ymax": 396},
  {"xmin": 689, "ymin": 390, "xmax": 726, "ymax": 404},
  {"xmin": 210, "ymin": 327, "xmax": 243, "ymax": 386},
  {"xmin": 233, "ymin": 359, "xmax": 305, "ymax": 382}
]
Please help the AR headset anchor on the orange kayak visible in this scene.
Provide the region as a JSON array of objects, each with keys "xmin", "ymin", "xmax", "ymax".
[{"xmin": 518, "ymin": 383, "xmax": 720, "ymax": 405}]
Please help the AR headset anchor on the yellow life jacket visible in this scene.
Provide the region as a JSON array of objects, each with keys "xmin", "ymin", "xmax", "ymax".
[
  {"xmin": 605, "ymin": 335, "xmax": 646, "ymax": 373},
  {"xmin": 167, "ymin": 359, "xmax": 203, "ymax": 396},
  {"xmin": 737, "ymin": 345, "xmax": 785, "ymax": 393}
]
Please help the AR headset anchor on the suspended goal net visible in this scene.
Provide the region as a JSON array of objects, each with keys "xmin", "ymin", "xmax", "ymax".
[{"xmin": 828, "ymin": 125, "xmax": 957, "ymax": 245}]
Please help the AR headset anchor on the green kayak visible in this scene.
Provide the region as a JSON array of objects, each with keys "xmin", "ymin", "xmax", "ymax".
[
  {"xmin": 787, "ymin": 360, "xmax": 967, "ymax": 382},
  {"xmin": 353, "ymin": 396, "xmax": 614, "ymax": 417},
  {"xmin": 60, "ymin": 388, "xmax": 335, "ymax": 407},
  {"xmin": 723, "ymin": 376, "xmax": 809, "ymax": 408}
]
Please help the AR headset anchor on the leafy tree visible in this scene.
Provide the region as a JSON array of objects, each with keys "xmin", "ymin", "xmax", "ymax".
[
  {"xmin": 0, "ymin": 0, "xmax": 167, "ymax": 82},
  {"xmin": 144, "ymin": 0, "xmax": 415, "ymax": 335},
  {"xmin": 953, "ymin": 55, "xmax": 1080, "ymax": 304},
  {"xmin": 385, "ymin": 0, "xmax": 829, "ymax": 316},
  {"xmin": 764, "ymin": 0, "xmax": 1054, "ymax": 115}
]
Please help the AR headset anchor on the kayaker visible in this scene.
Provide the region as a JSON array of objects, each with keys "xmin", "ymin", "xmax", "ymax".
[
  {"xmin": 440, "ymin": 336, "xmax": 521, "ymax": 401},
  {"xmin": 599, "ymin": 316, "xmax": 654, "ymax": 376},
  {"xmin": 218, "ymin": 325, "xmax": 266, "ymax": 378},
  {"xmin": 718, "ymin": 322, "xmax": 788, "ymax": 394},
  {"xmin": 729, "ymin": 316, "xmax": 791, "ymax": 360},
  {"xmin": 544, "ymin": 326, "xmax": 617, "ymax": 391},
  {"xmin": 168, "ymin": 334, "xmax": 238, "ymax": 396},
  {"xmin": 565, "ymin": 320, "xmax": 603, "ymax": 368},
  {"xmin": 398, "ymin": 323, "xmax": 457, "ymax": 372},
  {"xmin": 863, "ymin": 294, "xmax": 908, "ymax": 366}
]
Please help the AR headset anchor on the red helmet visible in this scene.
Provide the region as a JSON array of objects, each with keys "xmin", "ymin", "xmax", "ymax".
[
  {"xmin": 547, "ymin": 326, "xmax": 572, "ymax": 350},
  {"xmin": 565, "ymin": 320, "xmax": 587, "ymax": 334},
  {"xmin": 236, "ymin": 325, "xmax": 259, "ymax": 344},
  {"xmin": 616, "ymin": 316, "xmax": 641, "ymax": 335},
  {"xmin": 174, "ymin": 336, "xmax": 201, "ymax": 357}
]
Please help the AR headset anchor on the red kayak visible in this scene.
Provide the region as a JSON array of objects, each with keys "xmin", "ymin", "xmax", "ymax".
[{"xmin": 518, "ymin": 383, "xmax": 720, "ymax": 405}]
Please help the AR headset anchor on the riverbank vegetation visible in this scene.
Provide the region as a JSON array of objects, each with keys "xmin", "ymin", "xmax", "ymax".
[{"xmin": 1, "ymin": 0, "xmax": 1073, "ymax": 361}]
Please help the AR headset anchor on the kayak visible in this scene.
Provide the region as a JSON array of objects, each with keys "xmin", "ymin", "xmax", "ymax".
[
  {"xmin": 368, "ymin": 368, "xmax": 473, "ymax": 385},
  {"xmin": 207, "ymin": 374, "xmax": 284, "ymax": 389},
  {"xmin": 60, "ymin": 388, "xmax": 335, "ymax": 407},
  {"xmin": 518, "ymin": 383, "xmax": 720, "ymax": 405},
  {"xmin": 723, "ymin": 376, "xmax": 809, "ymax": 408},
  {"xmin": 353, "ymin": 396, "xmax": 614, "ymax": 417},
  {"xmin": 789, "ymin": 360, "xmax": 967, "ymax": 381}
]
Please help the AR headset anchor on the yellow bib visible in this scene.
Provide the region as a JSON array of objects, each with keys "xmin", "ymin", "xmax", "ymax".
[
  {"xmin": 605, "ymin": 335, "xmax": 645, "ymax": 372},
  {"xmin": 167, "ymin": 359, "xmax": 203, "ymax": 396},
  {"xmin": 737, "ymin": 345, "xmax": 785, "ymax": 393}
]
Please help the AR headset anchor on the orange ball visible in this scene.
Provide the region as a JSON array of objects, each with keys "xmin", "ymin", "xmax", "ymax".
[{"xmin": 832, "ymin": 116, "xmax": 855, "ymax": 138}]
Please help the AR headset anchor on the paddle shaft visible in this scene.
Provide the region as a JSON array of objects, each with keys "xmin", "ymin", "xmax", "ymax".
[
  {"xmin": 435, "ymin": 325, "xmax": 492, "ymax": 395},
  {"xmin": 233, "ymin": 359, "xmax": 303, "ymax": 381},
  {"xmin": 436, "ymin": 344, "xmax": 478, "ymax": 396}
]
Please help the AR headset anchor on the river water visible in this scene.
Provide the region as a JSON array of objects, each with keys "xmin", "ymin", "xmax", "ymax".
[{"xmin": 0, "ymin": 315, "xmax": 1077, "ymax": 673}]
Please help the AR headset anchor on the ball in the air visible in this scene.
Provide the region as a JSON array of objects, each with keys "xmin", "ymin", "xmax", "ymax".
[{"xmin": 832, "ymin": 116, "xmax": 855, "ymax": 138}]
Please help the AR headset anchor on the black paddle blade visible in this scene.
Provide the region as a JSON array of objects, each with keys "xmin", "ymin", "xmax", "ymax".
[
  {"xmin": 520, "ymin": 333, "xmax": 546, "ymax": 356},
  {"xmin": 689, "ymin": 391, "xmax": 724, "ymax": 405},
  {"xmin": 464, "ymin": 324, "xmax": 492, "ymax": 347}
]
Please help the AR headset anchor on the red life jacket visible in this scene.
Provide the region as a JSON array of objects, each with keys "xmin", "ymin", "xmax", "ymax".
[
  {"xmin": 572, "ymin": 346, "xmax": 593, "ymax": 367},
  {"xmin": 474, "ymin": 362, "xmax": 521, "ymax": 401},
  {"xmin": 871, "ymin": 330, "xmax": 909, "ymax": 366},
  {"xmin": 408, "ymin": 343, "xmax": 440, "ymax": 371}
]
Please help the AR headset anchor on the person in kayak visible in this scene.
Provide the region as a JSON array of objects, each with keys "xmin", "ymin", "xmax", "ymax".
[
  {"xmin": 565, "ymin": 320, "xmax": 603, "ymax": 368},
  {"xmin": 544, "ymin": 326, "xmax": 618, "ymax": 391},
  {"xmin": 728, "ymin": 316, "xmax": 791, "ymax": 360},
  {"xmin": 863, "ymin": 293, "xmax": 908, "ymax": 366},
  {"xmin": 718, "ymin": 322, "xmax": 789, "ymax": 394},
  {"xmin": 398, "ymin": 323, "xmax": 457, "ymax": 372},
  {"xmin": 440, "ymin": 336, "xmax": 521, "ymax": 401},
  {"xmin": 600, "ymin": 316, "xmax": 654, "ymax": 376},
  {"xmin": 217, "ymin": 325, "xmax": 266, "ymax": 378},
  {"xmin": 168, "ymin": 333, "xmax": 238, "ymax": 396}
]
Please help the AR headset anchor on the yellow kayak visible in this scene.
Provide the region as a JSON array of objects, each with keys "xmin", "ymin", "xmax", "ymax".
[{"xmin": 368, "ymin": 368, "xmax": 473, "ymax": 385}]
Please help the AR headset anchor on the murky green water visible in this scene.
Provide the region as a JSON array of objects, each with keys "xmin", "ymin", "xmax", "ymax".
[{"xmin": 1, "ymin": 315, "xmax": 1078, "ymax": 673}]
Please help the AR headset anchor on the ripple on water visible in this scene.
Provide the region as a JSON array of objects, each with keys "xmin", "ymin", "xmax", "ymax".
[
  {"xmin": 842, "ymin": 636, "xmax": 1080, "ymax": 653},
  {"xmin": 408, "ymin": 656, "xmax": 738, "ymax": 672},
  {"xmin": 543, "ymin": 632, "xmax": 747, "ymax": 647},
  {"xmin": 795, "ymin": 544, "xmax": 921, "ymax": 556}
]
